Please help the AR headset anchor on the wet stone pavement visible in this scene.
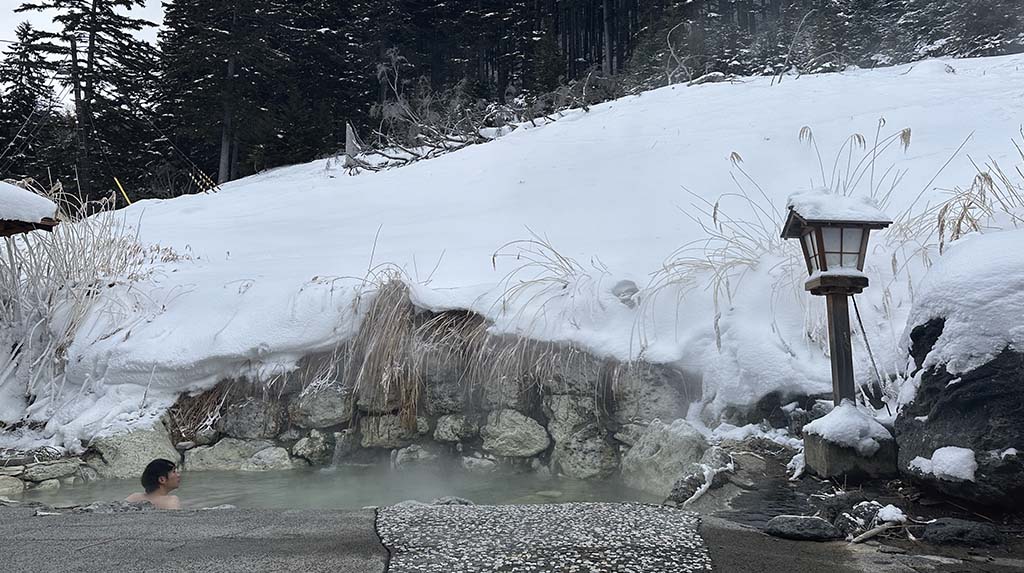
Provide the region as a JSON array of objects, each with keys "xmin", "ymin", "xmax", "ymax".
[{"xmin": 376, "ymin": 502, "xmax": 713, "ymax": 573}]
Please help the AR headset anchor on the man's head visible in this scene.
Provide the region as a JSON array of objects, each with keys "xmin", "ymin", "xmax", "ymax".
[{"xmin": 141, "ymin": 459, "xmax": 180, "ymax": 494}]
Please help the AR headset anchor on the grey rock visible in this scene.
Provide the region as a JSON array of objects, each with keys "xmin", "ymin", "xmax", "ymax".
[
  {"xmin": 480, "ymin": 378, "xmax": 527, "ymax": 411},
  {"xmin": 461, "ymin": 456, "xmax": 498, "ymax": 474},
  {"xmin": 897, "ymin": 321, "xmax": 1024, "ymax": 508},
  {"xmin": 431, "ymin": 496, "xmax": 474, "ymax": 505},
  {"xmin": 0, "ymin": 476, "xmax": 24, "ymax": 495},
  {"xmin": 832, "ymin": 501, "xmax": 882, "ymax": 538},
  {"xmin": 612, "ymin": 363, "xmax": 698, "ymax": 425},
  {"xmin": 355, "ymin": 381, "xmax": 400, "ymax": 414},
  {"xmin": 419, "ymin": 343, "xmax": 466, "ymax": 415},
  {"xmin": 480, "ymin": 410, "xmax": 550, "ymax": 457},
  {"xmin": 30, "ymin": 479, "xmax": 60, "ymax": 491},
  {"xmin": 612, "ymin": 424, "xmax": 646, "ymax": 446},
  {"xmin": 765, "ymin": 515, "xmax": 842, "ymax": 541},
  {"xmin": 186, "ymin": 438, "xmax": 274, "ymax": 471},
  {"xmin": 175, "ymin": 441, "xmax": 197, "ymax": 451},
  {"xmin": 700, "ymin": 446, "xmax": 733, "ymax": 469},
  {"xmin": 620, "ymin": 419, "xmax": 708, "ymax": 497},
  {"xmin": 193, "ymin": 426, "xmax": 219, "ymax": 446},
  {"xmin": 331, "ymin": 429, "xmax": 360, "ymax": 463},
  {"xmin": 611, "ymin": 280, "xmax": 639, "ymax": 308},
  {"xmin": 77, "ymin": 466, "xmax": 99, "ymax": 483},
  {"xmin": 240, "ymin": 447, "xmax": 300, "ymax": 471},
  {"xmin": 804, "ymin": 431, "xmax": 897, "ymax": 482},
  {"xmin": 21, "ymin": 459, "xmax": 80, "ymax": 482},
  {"xmin": 550, "ymin": 425, "xmax": 619, "ymax": 480},
  {"xmin": 219, "ymin": 398, "xmax": 285, "ymax": 439},
  {"xmin": 544, "ymin": 394, "xmax": 619, "ymax": 479},
  {"xmin": 921, "ymin": 518, "xmax": 1004, "ymax": 547},
  {"xmin": 289, "ymin": 384, "xmax": 352, "ymax": 428},
  {"xmin": 291, "ymin": 429, "xmax": 334, "ymax": 465},
  {"xmin": 87, "ymin": 424, "xmax": 180, "ymax": 480},
  {"xmin": 277, "ymin": 427, "xmax": 304, "ymax": 444},
  {"xmin": 0, "ymin": 465, "xmax": 24, "ymax": 477},
  {"xmin": 359, "ymin": 415, "xmax": 416, "ymax": 449},
  {"xmin": 540, "ymin": 352, "xmax": 602, "ymax": 396},
  {"xmin": 434, "ymin": 415, "xmax": 478, "ymax": 443},
  {"xmin": 393, "ymin": 445, "xmax": 440, "ymax": 471}
]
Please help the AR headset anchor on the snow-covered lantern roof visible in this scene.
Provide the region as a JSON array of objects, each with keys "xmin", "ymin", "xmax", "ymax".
[
  {"xmin": 781, "ymin": 191, "xmax": 891, "ymax": 295},
  {"xmin": 0, "ymin": 181, "xmax": 59, "ymax": 237}
]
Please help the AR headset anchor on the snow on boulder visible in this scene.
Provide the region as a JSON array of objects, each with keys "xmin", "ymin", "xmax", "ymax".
[
  {"xmin": 908, "ymin": 446, "xmax": 978, "ymax": 482},
  {"xmin": 803, "ymin": 401, "xmax": 892, "ymax": 457},
  {"xmin": 896, "ymin": 228, "xmax": 1024, "ymax": 508},
  {"xmin": 0, "ymin": 181, "xmax": 57, "ymax": 224},
  {"xmin": 903, "ymin": 228, "xmax": 1024, "ymax": 374},
  {"xmin": 876, "ymin": 504, "xmax": 907, "ymax": 524}
]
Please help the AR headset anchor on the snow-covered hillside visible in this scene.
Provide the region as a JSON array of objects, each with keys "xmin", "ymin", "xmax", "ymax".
[{"xmin": 6, "ymin": 55, "xmax": 1024, "ymax": 450}]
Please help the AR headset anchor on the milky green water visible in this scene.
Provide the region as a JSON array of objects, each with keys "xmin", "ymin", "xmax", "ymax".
[{"xmin": 17, "ymin": 465, "xmax": 660, "ymax": 510}]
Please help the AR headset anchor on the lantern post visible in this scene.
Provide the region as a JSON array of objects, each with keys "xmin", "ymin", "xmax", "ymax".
[{"xmin": 781, "ymin": 192, "xmax": 891, "ymax": 406}]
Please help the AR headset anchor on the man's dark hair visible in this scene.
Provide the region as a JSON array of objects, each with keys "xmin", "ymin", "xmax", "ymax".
[{"xmin": 141, "ymin": 459, "xmax": 177, "ymax": 493}]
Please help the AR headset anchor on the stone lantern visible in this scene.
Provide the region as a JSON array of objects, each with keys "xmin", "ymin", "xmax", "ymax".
[{"xmin": 781, "ymin": 191, "xmax": 891, "ymax": 405}]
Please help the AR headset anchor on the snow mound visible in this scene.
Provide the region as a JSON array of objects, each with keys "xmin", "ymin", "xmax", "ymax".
[
  {"xmin": 803, "ymin": 400, "xmax": 892, "ymax": 456},
  {"xmin": 5, "ymin": 54, "xmax": 1024, "ymax": 448},
  {"xmin": 786, "ymin": 190, "xmax": 891, "ymax": 223},
  {"xmin": 876, "ymin": 504, "xmax": 907, "ymax": 523},
  {"xmin": 909, "ymin": 446, "xmax": 978, "ymax": 482},
  {"xmin": 0, "ymin": 181, "xmax": 57, "ymax": 223},
  {"xmin": 905, "ymin": 228, "xmax": 1024, "ymax": 373}
]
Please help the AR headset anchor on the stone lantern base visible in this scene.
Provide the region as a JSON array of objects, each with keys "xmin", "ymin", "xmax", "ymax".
[{"xmin": 804, "ymin": 433, "xmax": 898, "ymax": 482}]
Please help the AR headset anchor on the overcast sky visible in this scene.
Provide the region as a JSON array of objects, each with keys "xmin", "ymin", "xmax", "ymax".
[{"xmin": 0, "ymin": 0, "xmax": 164, "ymax": 46}]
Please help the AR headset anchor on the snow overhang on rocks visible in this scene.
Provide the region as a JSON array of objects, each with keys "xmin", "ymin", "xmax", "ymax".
[{"xmin": 0, "ymin": 181, "xmax": 59, "ymax": 236}]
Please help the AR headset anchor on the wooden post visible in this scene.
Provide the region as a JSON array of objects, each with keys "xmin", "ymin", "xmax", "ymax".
[{"xmin": 825, "ymin": 293, "xmax": 856, "ymax": 405}]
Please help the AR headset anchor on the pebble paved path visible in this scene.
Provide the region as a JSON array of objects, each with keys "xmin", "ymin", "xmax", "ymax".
[{"xmin": 376, "ymin": 502, "xmax": 713, "ymax": 573}]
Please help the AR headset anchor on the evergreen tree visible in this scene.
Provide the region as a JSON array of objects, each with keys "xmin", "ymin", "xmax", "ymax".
[
  {"xmin": 16, "ymin": 0, "xmax": 159, "ymax": 200},
  {"xmin": 0, "ymin": 21, "xmax": 62, "ymax": 181}
]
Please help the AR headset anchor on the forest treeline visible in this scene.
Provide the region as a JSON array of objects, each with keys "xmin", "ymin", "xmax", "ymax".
[{"xmin": 0, "ymin": 0, "xmax": 1020, "ymax": 202}]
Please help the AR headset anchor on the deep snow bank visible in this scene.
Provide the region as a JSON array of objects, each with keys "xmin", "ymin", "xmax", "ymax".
[{"xmin": 6, "ymin": 54, "xmax": 1024, "ymax": 449}]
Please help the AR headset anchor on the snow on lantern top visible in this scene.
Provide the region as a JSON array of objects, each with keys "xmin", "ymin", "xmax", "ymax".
[{"xmin": 781, "ymin": 191, "xmax": 892, "ymax": 295}]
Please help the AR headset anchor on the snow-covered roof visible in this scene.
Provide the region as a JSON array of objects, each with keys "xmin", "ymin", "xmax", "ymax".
[
  {"xmin": 0, "ymin": 181, "xmax": 58, "ymax": 224},
  {"xmin": 786, "ymin": 190, "xmax": 892, "ymax": 224}
]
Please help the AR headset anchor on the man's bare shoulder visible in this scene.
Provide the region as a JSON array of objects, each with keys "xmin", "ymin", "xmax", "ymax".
[
  {"xmin": 154, "ymin": 495, "xmax": 181, "ymax": 510},
  {"xmin": 125, "ymin": 492, "xmax": 146, "ymax": 503}
]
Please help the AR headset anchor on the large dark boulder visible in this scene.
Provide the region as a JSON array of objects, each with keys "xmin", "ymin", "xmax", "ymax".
[
  {"xmin": 764, "ymin": 515, "xmax": 842, "ymax": 541},
  {"xmin": 895, "ymin": 320, "xmax": 1024, "ymax": 509},
  {"xmin": 921, "ymin": 518, "xmax": 1004, "ymax": 547}
]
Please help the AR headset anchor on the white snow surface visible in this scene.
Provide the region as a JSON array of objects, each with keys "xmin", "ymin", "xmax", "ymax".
[
  {"xmin": 904, "ymin": 227, "xmax": 1024, "ymax": 373},
  {"xmin": 6, "ymin": 54, "xmax": 1024, "ymax": 449},
  {"xmin": 876, "ymin": 504, "xmax": 907, "ymax": 523},
  {"xmin": 909, "ymin": 446, "xmax": 978, "ymax": 482},
  {"xmin": 0, "ymin": 181, "xmax": 57, "ymax": 223},
  {"xmin": 803, "ymin": 400, "xmax": 893, "ymax": 456},
  {"xmin": 787, "ymin": 190, "xmax": 891, "ymax": 223}
]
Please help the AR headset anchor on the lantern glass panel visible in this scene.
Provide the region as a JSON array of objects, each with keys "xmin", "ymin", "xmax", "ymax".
[
  {"xmin": 802, "ymin": 232, "xmax": 819, "ymax": 272},
  {"xmin": 818, "ymin": 225, "xmax": 867, "ymax": 271},
  {"xmin": 822, "ymin": 227, "xmax": 842, "ymax": 253},
  {"xmin": 843, "ymin": 228, "xmax": 864, "ymax": 250}
]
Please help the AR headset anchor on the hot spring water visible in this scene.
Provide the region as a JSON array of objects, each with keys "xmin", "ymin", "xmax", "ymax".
[{"xmin": 17, "ymin": 464, "xmax": 660, "ymax": 510}]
